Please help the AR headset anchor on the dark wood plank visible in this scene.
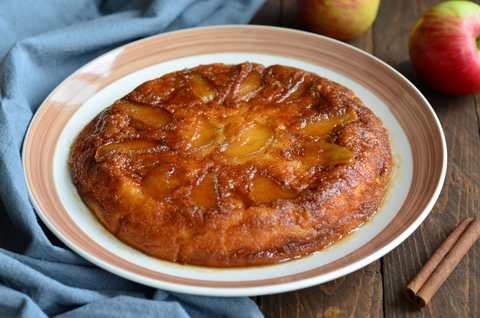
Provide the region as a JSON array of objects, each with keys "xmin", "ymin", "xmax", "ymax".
[
  {"xmin": 280, "ymin": 0, "xmax": 298, "ymax": 29},
  {"xmin": 251, "ymin": 0, "xmax": 281, "ymax": 26},
  {"xmin": 258, "ymin": 262, "xmax": 383, "ymax": 318},
  {"xmin": 373, "ymin": 1, "xmax": 480, "ymax": 317}
]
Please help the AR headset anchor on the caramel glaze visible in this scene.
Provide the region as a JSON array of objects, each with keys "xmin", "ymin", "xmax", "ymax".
[{"xmin": 70, "ymin": 63, "xmax": 392, "ymax": 267}]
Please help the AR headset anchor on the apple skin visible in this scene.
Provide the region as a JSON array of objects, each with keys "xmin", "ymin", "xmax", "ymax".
[
  {"xmin": 298, "ymin": 0, "xmax": 380, "ymax": 41},
  {"xmin": 409, "ymin": 1, "xmax": 480, "ymax": 96}
]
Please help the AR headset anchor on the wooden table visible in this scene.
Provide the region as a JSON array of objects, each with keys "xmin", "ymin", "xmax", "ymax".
[{"xmin": 251, "ymin": 1, "xmax": 480, "ymax": 317}]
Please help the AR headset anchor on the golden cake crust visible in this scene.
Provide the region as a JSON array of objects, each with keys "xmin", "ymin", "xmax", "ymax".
[{"xmin": 70, "ymin": 62, "xmax": 392, "ymax": 267}]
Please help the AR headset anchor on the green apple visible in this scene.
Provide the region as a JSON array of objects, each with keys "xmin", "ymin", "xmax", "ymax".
[{"xmin": 298, "ymin": 0, "xmax": 380, "ymax": 41}]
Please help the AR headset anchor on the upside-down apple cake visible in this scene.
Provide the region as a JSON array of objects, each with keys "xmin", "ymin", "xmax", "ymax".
[{"xmin": 70, "ymin": 62, "xmax": 392, "ymax": 267}]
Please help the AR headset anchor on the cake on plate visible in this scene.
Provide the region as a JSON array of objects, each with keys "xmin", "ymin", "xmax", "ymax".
[{"xmin": 70, "ymin": 62, "xmax": 392, "ymax": 267}]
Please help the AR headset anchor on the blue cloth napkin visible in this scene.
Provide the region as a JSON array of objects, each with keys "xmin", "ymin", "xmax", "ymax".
[{"xmin": 0, "ymin": 1, "xmax": 265, "ymax": 317}]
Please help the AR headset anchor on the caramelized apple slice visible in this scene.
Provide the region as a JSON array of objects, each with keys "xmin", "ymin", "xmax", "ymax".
[
  {"xmin": 320, "ymin": 143, "xmax": 353, "ymax": 165},
  {"xmin": 96, "ymin": 140, "xmax": 158, "ymax": 159},
  {"xmin": 250, "ymin": 175, "xmax": 296, "ymax": 204},
  {"xmin": 190, "ymin": 120, "xmax": 217, "ymax": 148},
  {"xmin": 301, "ymin": 142, "xmax": 353, "ymax": 168},
  {"xmin": 224, "ymin": 123, "xmax": 273, "ymax": 158},
  {"xmin": 302, "ymin": 110, "xmax": 357, "ymax": 137},
  {"xmin": 277, "ymin": 79, "xmax": 306, "ymax": 102},
  {"xmin": 122, "ymin": 103, "xmax": 171, "ymax": 129},
  {"xmin": 287, "ymin": 81, "xmax": 307, "ymax": 101},
  {"xmin": 142, "ymin": 164, "xmax": 181, "ymax": 200},
  {"xmin": 237, "ymin": 72, "xmax": 262, "ymax": 101},
  {"xmin": 191, "ymin": 173, "xmax": 216, "ymax": 210},
  {"xmin": 118, "ymin": 180, "xmax": 145, "ymax": 207},
  {"xmin": 190, "ymin": 73, "xmax": 216, "ymax": 103}
]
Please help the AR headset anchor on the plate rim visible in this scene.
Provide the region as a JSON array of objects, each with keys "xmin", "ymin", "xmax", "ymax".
[{"xmin": 22, "ymin": 25, "xmax": 447, "ymax": 297}]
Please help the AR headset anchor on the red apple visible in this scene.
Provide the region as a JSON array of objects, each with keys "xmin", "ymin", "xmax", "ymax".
[
  {"xmin": 409, "ymin": 1, "xmax": 480, "ymax": 96},
  {"xmin": 298, "ymin": 0, "xmax": 380, "ymax": 41}
]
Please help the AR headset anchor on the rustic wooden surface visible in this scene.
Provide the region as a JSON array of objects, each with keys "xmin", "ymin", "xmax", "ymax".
[{"xmin": 252, "ymin": 1, "xmax": 480, "ymax": 317}]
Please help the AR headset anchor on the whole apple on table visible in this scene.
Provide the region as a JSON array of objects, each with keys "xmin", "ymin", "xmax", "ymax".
[
  {"xmin": 298, "ymin": 0, "xmax": 380, "ymax": 41},
  {"xmin": 298, "ymin": 0, "xmax": 480, "ymax": 96},
  {"xmin": 409, "ymin": 0, "xmax": 480, "ymax": 96}
]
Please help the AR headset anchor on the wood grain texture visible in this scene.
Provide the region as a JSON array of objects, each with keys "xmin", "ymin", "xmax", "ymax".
[
  {"xmin": 251, "ymin": 0, "xmax": 281, "ymax": 26},
  {"xmin": 258, "ymin": 262, "xmax": 383, "ymax": 318},
  {"xmin": 255, "ymin": 0, "xmax": 480, "ymax": 317},
  {"xmin": 374, "ymin": 1, "xmax": 480, "ymax": 317}
]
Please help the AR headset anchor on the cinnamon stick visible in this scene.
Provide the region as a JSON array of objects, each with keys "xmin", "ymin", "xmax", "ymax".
[{"xmin": 406, "ymin": 218, "xmax": 480, "ymax": 306}]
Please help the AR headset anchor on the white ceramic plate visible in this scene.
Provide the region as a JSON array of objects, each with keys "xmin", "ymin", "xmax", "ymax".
[{"xmin": 23, "ymin": 26, "xmax": 447, "ymax": 296}]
